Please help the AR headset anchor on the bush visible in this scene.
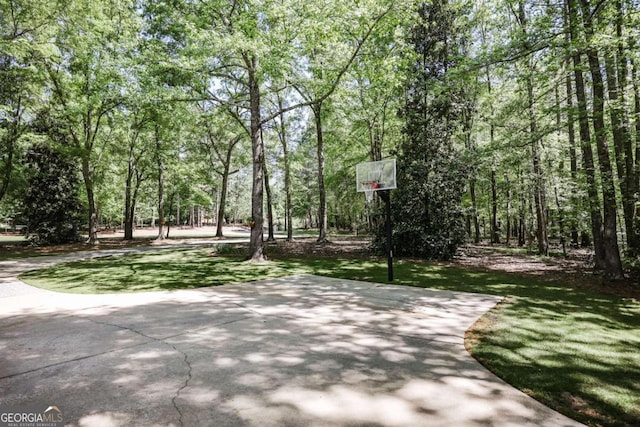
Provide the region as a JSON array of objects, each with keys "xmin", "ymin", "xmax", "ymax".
[{"xmin": 22, "ymin": 143, "xmax": 84, "ymax": 245}]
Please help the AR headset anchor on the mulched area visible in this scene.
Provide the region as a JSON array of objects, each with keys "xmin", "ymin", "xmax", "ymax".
[
  {"xmin": 451, "ymin": 244, "xmax": 640, "ymax": 300},
  {"xmin": 265, "ymin": 236, "xmax": 372, "ymax": 258}
]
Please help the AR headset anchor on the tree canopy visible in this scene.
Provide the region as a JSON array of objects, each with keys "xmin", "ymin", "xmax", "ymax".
[{"xmin": 1, "ymin": 0, "xmax": 640, "ymax": 275}]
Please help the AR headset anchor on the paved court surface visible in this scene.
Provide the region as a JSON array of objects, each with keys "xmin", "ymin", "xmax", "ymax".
[{"xmin": 0, "ymin": 254, "xmax": 584, "ymax": 426}]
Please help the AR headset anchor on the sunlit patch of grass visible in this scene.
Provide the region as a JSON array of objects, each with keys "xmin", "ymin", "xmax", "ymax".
[
  {"xmin": 20, "ymin": 249, "xmax": 306, "ymax": 293},
  {"xmin": 19, "ymin": 248, "xmax": 640, "ymax": 426}
]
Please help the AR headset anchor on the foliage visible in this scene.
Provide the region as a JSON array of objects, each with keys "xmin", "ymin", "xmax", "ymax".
[
  {"xmin": 21, "ymin": 143, "xmax": 84, "ymax": 245},
  {"xmin": 378, "ymin": 1, "xmax": 473, "ymax": 260}
]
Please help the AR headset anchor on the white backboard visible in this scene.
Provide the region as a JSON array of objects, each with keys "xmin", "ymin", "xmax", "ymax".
[{"xmin": 356, "ymin": 158, "xmax": 397, "ymax": 192}]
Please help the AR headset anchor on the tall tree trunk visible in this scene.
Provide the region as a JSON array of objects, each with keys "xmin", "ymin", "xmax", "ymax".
[
  {"xmin": 528, "ymin": 84, "xmax": 548, "ymax": 256},
  {"xmin": 470, "ymin": 178, "xmax": 480, "ymax": 243},
  {"xmin": 504, "ymin": 173, "xmax": 511, "ymax": 244},
  {"xmin": 518, "ymin": 0, "xmax": 548, "ymax": 255},
  {"xmin": 604, "ymin": 37, "xmax": 637, "ymax": 254},
  {"xmin": 566, "ymin": 62, "xmax": 580, "ymax": 247},
  {"xmin": 123, "ymin": 136, "xmax": 140, "ymax": 241},
  {"xmin": 631, "ymin": 52, "xmax": 640, "ymax": 192},
  {"xmin": 82, "ymin": 156, "xmax": 99, "ymax": 244},
  {"xmin": 490, "ymin": 169, "xmax": 499, "ymax": 244},
  {"xmin": 156, "ymin": 124, "xmax": 165, "ymax": 240},
  {"xmin": 176, "ymin": 193, "xmax": 180, "ymax": 227},
  {"xmin": 262, "ymin": 130, "xmax": 275, "ymax": 242},
  {"xmin": 283, "ymin": 128, "xmax": 293, "ymax": 241},
  {"xmin": 216, "ymin": 162, "xmax": 230, "ymax": 238},
  {"xmin": 579, "ymin": 0, "xmax": 624, "ymax": 280},
  {"xmin": 554, "ymin": 84, "xmax": 567, "ymax": 256},
  {"xmin": 276, "ymin": 94, "xmax": 293, "ymax": 241},
  {"xmin": 568, "ymin": 0, "xmax": 606, "ymax": 268},
  {"xmin": 518, "ymin": 167, "xmax": 526, "ymax": 246},
  {"xmin": 464, "ymin": 123, "xmax": 480, "ymax": 243},
  {"xmin": 613, "ymin": 0, "xmax": 639, "ymax": 254},
  {"xmin": 313, "ymin": 102, "xmax": 328, "ymax": 243},
  {"xmin": 124, "ymin": 161, "xmax": 134, "ymax": 240},
  {"xmin": 246, "ymin": 54, "xmax": 265, "ymax": 261},
  {"xmin": 484, "ymin": 61, "xmax": 499, "ymax": 245},
  {"xmin": 368, "ymin": 121, "xmax": 382, "ymax": 162}
]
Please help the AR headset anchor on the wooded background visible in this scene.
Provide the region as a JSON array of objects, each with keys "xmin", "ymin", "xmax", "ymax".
[{"xmin": 1, "ymin": 0, "xmax": 639, "ymax": 278}]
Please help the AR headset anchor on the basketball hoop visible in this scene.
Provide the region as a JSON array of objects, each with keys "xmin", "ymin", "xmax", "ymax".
[{"xmin": 356, "ymin": 158, "xmax": 397, "ymax": 282}]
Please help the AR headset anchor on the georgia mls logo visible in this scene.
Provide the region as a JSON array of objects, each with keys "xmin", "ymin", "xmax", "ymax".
[{"xmin": 0, "ymin": 404, "xmax": 63, "ymax": 427}]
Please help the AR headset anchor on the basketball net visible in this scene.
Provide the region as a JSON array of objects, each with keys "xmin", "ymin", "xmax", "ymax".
[{"xmin": 362, "ymin": 181, "xmax": 379, "ymax": 204}]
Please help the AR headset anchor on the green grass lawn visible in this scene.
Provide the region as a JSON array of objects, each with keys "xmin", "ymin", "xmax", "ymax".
[{"xmin": 18, "ymin": 247, "xmax": 640, "ymax": 427}]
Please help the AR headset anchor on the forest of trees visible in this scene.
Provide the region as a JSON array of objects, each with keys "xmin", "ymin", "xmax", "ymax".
[{"xmin": 1, "ymin": 0, "xmax": 640, "ymax": 278}]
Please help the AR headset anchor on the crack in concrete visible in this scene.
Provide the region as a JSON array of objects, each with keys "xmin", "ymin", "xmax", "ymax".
[
  {"xmin": 79, "ymin": 317, "xmax": 192, "ymax": 426},
  {"xmin": 0, "ymin": 340, "xmax": 154, "ymax": 380},
  {"xmin": 169, "ymin": 343, "xmax": 192, "ymax": 427}
]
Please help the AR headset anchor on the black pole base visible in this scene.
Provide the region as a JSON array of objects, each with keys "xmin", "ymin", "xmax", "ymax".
[{"xmin": 378, "ymin": 190, "xmax": 393, "ymax": 282}]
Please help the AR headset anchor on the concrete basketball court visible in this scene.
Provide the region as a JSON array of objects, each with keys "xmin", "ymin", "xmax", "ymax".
[{"xmin": 0, "ymin": 253, "xmax": 584, "ymax": 426}]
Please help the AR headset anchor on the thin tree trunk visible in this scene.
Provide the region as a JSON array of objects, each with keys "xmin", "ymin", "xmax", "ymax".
[
  {"xmin": 262, "ymin": 130, "xmax": 275, "ymax": 242},
  {"xmin": 176, "ymin": 194, "xmax": 180, "ymax": 227},
  {"xmin": 216, "ymin": 164, "xmax": 230, "ymax": 238},
  {"xmin": 518, "ymin": 168, "xmax": 526, "ymax": 247},
  {"xmin": 485, "ymin": 61, "xmax": 499, "ymax": 245},
  {"xmin": 518, "ymin": 0, "xmax": 548, "ymax": 256},
  {"xmin": 123, "ymin": 136, "xmax": 139, "ymax": 241},
  {"xmin": 528, "ymin": 85, "xmax": 548, "ymax": 256},
  {"xmin": 124, "ymin": 162, "xmax": 134, "ymax": 240},
  {"xmin": 461, "ymin": 89, "xmax": 479, "ymax": 244},
  {"xmin": 82, "ymin": 156, "xmax": 99, "ymax": 244},
  {"xmin": 470, "ymin": 178, "xmax": 480, "ymax": 243},
  {"xmin": 566, "ymin": 62, "xmax": 580, "ymax": 247},
  {"xmin": 156, "ymin": 124, "xmax": 165, "ymax": 240},
  {"xmin": 276, "ymin": 94, "xmax": 293, "ymax": 242},
  {"xmin": 554, "ymin": 84, "xmax": 567, "ymax": 256},
  {"xmin": 505, "ymin": 173, "xmax": 511, "ymax": 245},
  {"xmin": 313, "ymin": 102, "xmax": 328, "ymax": 243},
  {"xmin": 490, "ymin": 169, "xmax": 499, "ymax": 244}
]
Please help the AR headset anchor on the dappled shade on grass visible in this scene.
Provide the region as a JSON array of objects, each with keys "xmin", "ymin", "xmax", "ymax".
[{"xmin": 18, "ymin": 247, "xmax": 640, "ymax": 426}]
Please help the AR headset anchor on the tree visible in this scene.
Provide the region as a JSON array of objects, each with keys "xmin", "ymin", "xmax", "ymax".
[
  {"xmin": 0, "ymin": 0, "xmax": 63, "ymax": 203},
  {"xmin": 292, "ymin": 1, "xmax": 394, "ymax": 243},
  {"xmin": 122, "ymin": 110, "xmax": 151, "ymax": 241},
  {"xmin": 43, "ymin": 0, "xmax": 133, "ymax": 244},
  {"xmin": 512, "ymin": 0, "xmax": 549, "ymax": 255},
  {"xmin": 575, "ymin": 0, "xmax": 623, "ymax": 279},
  {"xmin": 199, "ymin": 106, "xmax": 245, "ymax": 238},
  {"xmin": 385, "ymin": 0, "xmax": 472, "ymax": 260},
  {"xmin": 22, "ymin": 143, "xmax": 83, "ymax": 245},
  {"xmin": 603, "ymin": 0, "xmax": 638, "ymax": 255}
]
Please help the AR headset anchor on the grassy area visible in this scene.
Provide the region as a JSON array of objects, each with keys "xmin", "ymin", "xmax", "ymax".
[{"xmin": 18, "ymin": 247, "xmax": 640, "ymax": 427}]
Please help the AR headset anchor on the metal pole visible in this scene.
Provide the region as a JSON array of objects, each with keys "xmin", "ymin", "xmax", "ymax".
[{"xmin": 380, "ymin": 190, "xmax": 393, "ymax": 282}]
